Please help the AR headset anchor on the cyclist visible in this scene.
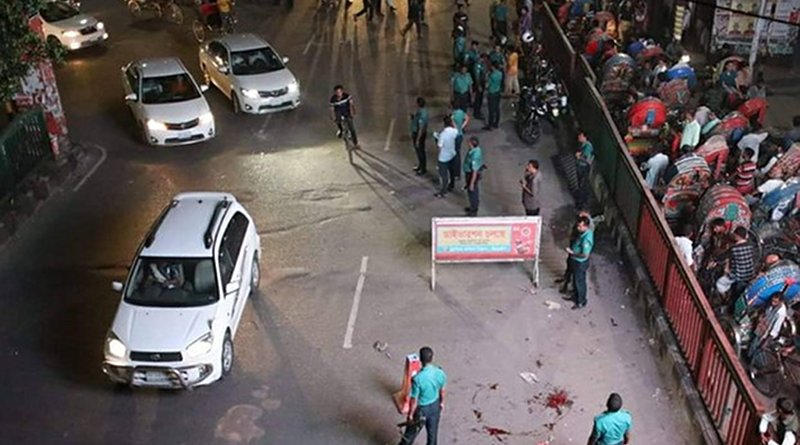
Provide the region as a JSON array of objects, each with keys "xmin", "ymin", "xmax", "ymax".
[{"xmin": 329, "ymin": 85, "xmax": 359, "ymax": 147}]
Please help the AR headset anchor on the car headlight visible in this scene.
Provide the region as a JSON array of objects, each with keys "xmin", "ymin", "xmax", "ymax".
[
  {"xmin": 96, "ymin": 22, "xmax": 105, "ymax": 30},
  {"xmin": 62, "ymin": 30, "xmax": 81, "ymax": 38},
  {"xmin": 287, "ymin": 81, "xmax": 299, "ymax": 95},
  {"xmin": 185, "ymin": 333, "xmax": 214, "ymax": 358},
  {"xmin": 199, "ymin": 112, "xmax": 214, "ymax": 125},
  {"xmin": 146, "ymin": 119, "xmax": 167, "ymax": 131},
  {"xmin": 105, "ymin": 332, "xmax": 127, "ymax": 359},
  {"xmin": 240, "ymin": 88, "xmax": 259, "ymax": 99}
]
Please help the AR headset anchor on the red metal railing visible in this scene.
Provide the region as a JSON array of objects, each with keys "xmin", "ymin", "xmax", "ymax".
[{"xmin": 539, "ymin": 4, "xmax": 764, "ymax": 443}]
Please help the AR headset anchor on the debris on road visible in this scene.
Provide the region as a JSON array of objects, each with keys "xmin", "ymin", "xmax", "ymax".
[
  {"xmin": 489, "ymin": 383, "xmax": 499, "ymax": 390},
  {"xmin": 372, "ymin": 341, "xmax": 391, "ymax": 359},
  {"xmin": 545, "ymin": 389, "xmax": 574, "ymax": 416},
  {"xmin": 494, "ymin": 309, "xmax": 503, "ymax": 314},
  {"xmin": 519, "ymin": 372, "xmax": 540, "ymax": 384},
  {"xmin": 544, "ymin": 300, "xmax": 561, "ymax": 310},
  {"xmin": 535, "ymin": 359, "xmax": 543, "ymax": 368},
  {"xmin": 473, "ymin": 409, "xmax": 483, "ymax": 422},
  {"xmin": 610, "ymin": 317, "xmax": 618, "ymax": 327},
  {"xmin": 483, "ymin": 426, "xmax": 511, "ymax": 441}
]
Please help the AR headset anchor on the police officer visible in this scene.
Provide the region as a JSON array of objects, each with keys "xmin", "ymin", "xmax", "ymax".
[{"xmin": 398, "ymin": 346, "xmax": 447, "ymax": 445}]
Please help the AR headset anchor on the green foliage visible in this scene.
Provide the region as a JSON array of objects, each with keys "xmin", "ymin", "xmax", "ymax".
[{"xmin": 0, "ymin": 0, "xmax": 65, "ymax": 103}]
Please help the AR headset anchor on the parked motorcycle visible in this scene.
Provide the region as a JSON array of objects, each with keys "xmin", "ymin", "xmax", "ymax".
[
  {"xmin": 127, "ymin": 0, "xmax": 184, "ymax": 24},
  {"xmin": 515, "ymin": 86, "xmax": 544, "ymax": 144}
]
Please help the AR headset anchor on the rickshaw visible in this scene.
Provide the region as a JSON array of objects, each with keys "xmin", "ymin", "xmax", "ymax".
[
  {"xmin": 594, "ymin": 10, "xmax": 617, "ymax": 39},
  {"xmin": 664, "ymin": 63, "xmax": 697, "ymax": 89},
  {"xmin": 712, "ymin": 55, "xmax": 747, "ymax": 86},
  {"xmin": 600, "ymin": 53, "xmax": 636, "ymax": 99},
  {"xmin": 767, "ymin": 143, "xmax": 800, "ymax": 180},
  {"xmin": 661, "ymin": 154, "xmax": 712, "ymax": 222},
  {"xmin": 657, "ymin": 77, "xmax": 691, "ymax": 110},
  {"xmin": 625, "ymin": 97, "xmax": 667, "ymax": 158},
  {"xmin": 694, "ymin": 135, "xmax": 729, "ymax": 180},
  {"xmin": 635, "ymin": 45, "xmax": 664, "ymax": 65},
  {"xmin": 706, "ymin": 111, "xmax": 750, "ymax": 140},
  {"xmin": 192, "ymin": 0, "xmax": 235, "ymax": 43},
  {"xmin": 754, "ymin": 179, "xmax": 800, "ymax": 224},
  {"xmin": 127, "ymin": 0, "xmax": 184, "ymax": 24}
]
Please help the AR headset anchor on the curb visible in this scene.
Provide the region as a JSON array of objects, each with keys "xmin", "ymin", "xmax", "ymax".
[{"xmin": 0, "ymin": 141, "xmax": 105, "ymax": 252}]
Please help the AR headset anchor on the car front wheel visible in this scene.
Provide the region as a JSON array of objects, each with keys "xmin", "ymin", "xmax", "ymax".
[
  {"xmin": 232, "ymin": 93, "xmax": 242, "ymax": 114},
  {"xmin": 250, "ymin": 257, "xmax": 260, "ymax": 296},
  {"xmin": 221, "ymin": 332, "xmax": 234, "ymax": 376}
]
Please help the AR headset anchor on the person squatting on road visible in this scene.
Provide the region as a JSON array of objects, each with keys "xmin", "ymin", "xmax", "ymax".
[
  {"xmin": 410, "ymin": 97, "xmax": 429, "ymax": 175},
  {"xmin": 563, "ymin": 215, "xmax": 593, "ymax": 310},
  {"xmin": 760, "ymin": 398, "xmax": 799, "ymax": 445},
  {"xmin": 587, "ymin": 393, "xmax": 632, "ymax": 445},
  {"xmin": 434, "ymin": 116, "xmax": 458, "ymax": 198},
  {"xmin": 329, "ymin": 85, "xmax": 359, "ymax": 147},
  {"xmin": 521, "ymin": 159, "xmax": 541, "ymax": 216},
  {"xmin": 463, "ymin": 136, "xmax": 484, "ymax": 216},
  {"xmin": 398, "ymin": 346, "xmax": 447, "ymax": 445}
]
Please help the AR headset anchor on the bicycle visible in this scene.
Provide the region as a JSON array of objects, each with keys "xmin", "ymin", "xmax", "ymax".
[
  {"xmin": 749, "ymin": 337, "xmax": 800, "ymax": 397},
  {"xmin": 338, "ymin": 115, "xmax": 356, "ymax": 161},
  {"xmin": 127, "ymin": 0, "xmax": 184, "ymax": 24}
]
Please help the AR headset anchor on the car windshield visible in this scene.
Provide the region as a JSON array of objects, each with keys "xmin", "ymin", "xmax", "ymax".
[
  {"xmin": 40, "ymin": 1, "xmax": 80, "ymax": 22},
  {"xmin": 140, "ymin": 74, "xmax": 201, "ymax": 104},
  {"xmin": 124, "ymin": 257, "xmax": 219, "ymax": 307},
  {"xmin": 230, "ymin": 47, "xmax": 284, "ymax": 75}
]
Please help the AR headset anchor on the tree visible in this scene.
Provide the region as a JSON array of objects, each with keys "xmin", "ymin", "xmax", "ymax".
[{"xmin": 0, "ymin": 0, "xmax": 64, "ymax": 106}]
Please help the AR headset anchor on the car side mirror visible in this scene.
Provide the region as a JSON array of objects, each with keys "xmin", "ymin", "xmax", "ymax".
[
  {"xmin": 225, "ymin": 282, "xmax": 239, "ymax": 295},
  {"xmin": 200, "ymin": 84, "xmax": 209, "ymax": 92},
  {"xmin": 124, "ymin": 93, "xmax": 137, "ymax": 102},
  {"xmin": 112, "ymin": 281, "xmax": 124, "ymax": 293},
  {"xmin": 217, "ymin": 65, "xmax": 229, "ymax": 74},
  {"xmin": 282, "ymin": 56, "xmax": 289, "ymax": 64}
]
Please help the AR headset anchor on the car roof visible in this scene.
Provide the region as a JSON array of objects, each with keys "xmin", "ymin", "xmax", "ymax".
[
  {"xmin": 140, "ymin": 192, "xmax": 239, "ymax": 258},
  {"xmin": 214, "ymin": 33, "xmax": 270, "ymax": 52},
  {"xmin": 135, "ymin": 58, "xmax": 188, "ymax": 78}
]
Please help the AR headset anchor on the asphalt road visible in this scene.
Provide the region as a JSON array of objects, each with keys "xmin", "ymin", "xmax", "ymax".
[{"xmin": 0, "ymin": 1, "xmax": 696, "ymax": 444}]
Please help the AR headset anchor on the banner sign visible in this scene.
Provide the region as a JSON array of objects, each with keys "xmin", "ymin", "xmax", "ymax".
[
  {"xmin": 431, "ymin": 217, "xmax": 542, "ymax": 289},
  {"xmin": 710, "ymin": 0, "xmax": 800, "ymax": 56}
]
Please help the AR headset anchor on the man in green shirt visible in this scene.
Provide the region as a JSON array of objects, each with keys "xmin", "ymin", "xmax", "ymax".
[
  {"xmin": 452, "ymin": 106, "xmax": 470, "ymax": 180},
  {"xmin": 588, "ymin": 393, "xmax": 632, "ymax": 445},
  {"xmin": 451, "ymin": 64, "xmax": 472, "ymax": 112},
  {"xmin": 484, "ymin": 63, "xmax": 503, "ymax": 130},
  {"xmin": 491, "ymin": 0, "xmax": 509, "ymax": 38},
  {"xmin": 410, "ymin": 96, "xmax": 429, "ymax": 175},
  {"xmin": 564, "ymin": 215, "xmax": 593, "ymax": 309},
  {"xmin": 471, "ymin": 53, "xmax": 488, "ymax": 120},
  {"xmin": 575, "ymin": 132, "xmax": 593, "ymax": 209},
  {"xmin": 463, "ymin": 136, "xmax": 483, "ymax": 216},
  {"xmin": 399, "ymin": 346, "xmax": 447, "ymax": 445}
]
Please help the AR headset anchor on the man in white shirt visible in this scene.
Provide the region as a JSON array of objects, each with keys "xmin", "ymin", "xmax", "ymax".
[
  {"xmin": 750, "ymin": 293, "xmax": 788, "ymax": 362},
  {"xmin": 434, "ymin": 116, "xmax": 458, "ymax": 197},
  {"xmin": 681, "ymin": 110, "xmax": 701, "ymax": 149},
  {"xmin": 674, "ymin": 225, "xmax": 694, "ymax": 269},
  {"xmin": 642, "ymin": 148, "xmax": 669, "ymax": 189},
  {"xmin": 738, "ymin": 131, "xmax": 769, "ymax": 163},
  {"xmin": 760, "ymin": 398, "xmax": 799, "ymax": 445}
]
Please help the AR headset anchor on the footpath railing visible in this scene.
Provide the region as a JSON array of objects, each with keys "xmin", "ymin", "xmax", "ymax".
[
  {"xmin": 539, "ymin": 4, "xmax": 763, "ymax": 444},
  {"xmin": 0, "ymin": 108, "xmax": 52, "ymax": 198}
]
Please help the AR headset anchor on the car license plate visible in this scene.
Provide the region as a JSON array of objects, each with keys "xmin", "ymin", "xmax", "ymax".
[
  {"xmin": 178, "ymin": 131, "xmax": 192, "ymax": 140},
  {"xmin": 145, "ymin": 371, "xmax": 168, "ymax": 382}
]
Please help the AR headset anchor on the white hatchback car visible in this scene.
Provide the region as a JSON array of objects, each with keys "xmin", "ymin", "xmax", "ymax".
[
  {"xmin": 103, "ymin": 192, "xmax": 261, "ymax": 389},
  {"xmin": 39, "ymin": 0, "xmax": 108, "ymax": 51},
  {"xmin": 198, "ymin": 33, "xmax": 300, "ymax": 114},
  {"xmin": 122, "ymin": 57, "xmax": 215, "ymax": 146}
]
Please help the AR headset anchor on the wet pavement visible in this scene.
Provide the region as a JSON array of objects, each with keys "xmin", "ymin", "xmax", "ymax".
[{"xmin": 0, "ymin": 0, "xmax": 695, "ymax": 443}]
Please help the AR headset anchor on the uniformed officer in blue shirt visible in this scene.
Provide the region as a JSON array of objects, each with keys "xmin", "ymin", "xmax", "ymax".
[{"xmin": 399, "ymin": 346, "xmax": 447, "ymax": 445}]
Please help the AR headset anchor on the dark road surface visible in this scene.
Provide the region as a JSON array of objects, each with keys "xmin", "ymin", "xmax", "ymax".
[{"xmin": 0, "ymin": 1, "xmax": 695, "ymax": 444}]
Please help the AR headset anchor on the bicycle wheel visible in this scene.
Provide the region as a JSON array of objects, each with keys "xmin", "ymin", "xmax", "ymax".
[
  {"xmin": 749, "ymin": 348, "xmax": 782, "ymax": 397},
  {"xmin": 192, "ymin": 20, "xmax": 205, "ymax": 42},
  {"xmin": 169, "ymin": 3, "xmax": 184, "ymax": 24},
  {"xmin": 127, "ymin": 0, "xmax": 142, "ymax": 16}
]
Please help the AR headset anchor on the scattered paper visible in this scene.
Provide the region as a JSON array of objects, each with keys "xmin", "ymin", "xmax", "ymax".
[
  {"xmin": 519, "ymin": 372, "xmax": 540, "ymax": 384},
  {"xmin": 544, "ymin": 300, "xmax": 561, "ymax": 310}
]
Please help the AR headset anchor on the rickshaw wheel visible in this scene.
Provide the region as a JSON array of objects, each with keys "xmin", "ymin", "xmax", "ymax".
[
  {"xmin": 192, "ymin": 20, "xmax": 205, "ymax": 43},
  {"xmin": 127, "ymin": 0, "xmax": 142, "ymax": 16},
  {"xmin": 169, "ymin": 3, "xmax": 184, "ymax": 24},
  {"xmin": 722, "ymin": 317, "xmax": 743, "ymax": 359}
]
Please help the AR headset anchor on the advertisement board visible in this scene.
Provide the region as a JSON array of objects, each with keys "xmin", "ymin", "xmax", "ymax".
[
  {"xmin": 710, "ymin": 0, "xmax": 800, "ymax": 56},
  {"xmin": 431, "ymin": 217, "xmax": 542, "ymax": 289}
]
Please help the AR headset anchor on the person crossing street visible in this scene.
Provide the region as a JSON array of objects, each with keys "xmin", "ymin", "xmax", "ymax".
[{"xmin": 410, "ymin": 97, "xmax": 429, "ymax": 175}]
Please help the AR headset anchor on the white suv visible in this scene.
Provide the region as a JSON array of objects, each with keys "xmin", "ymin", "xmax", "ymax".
[{"xmin": 103, "ymin": 192, "xmax": 261, "ymax": 389}]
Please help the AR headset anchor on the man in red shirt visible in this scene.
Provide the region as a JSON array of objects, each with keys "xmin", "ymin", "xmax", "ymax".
[{"xmin": 733, "ymin": 147, "xmax": 757, "ymax": 195}]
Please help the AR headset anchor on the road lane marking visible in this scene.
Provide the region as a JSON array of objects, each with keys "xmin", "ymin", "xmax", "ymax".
[
  {"xmin": 343, "ymin": 256, "xmax": 369, "ymax": 349},
  {"xmin": 384, "ymin": 118, "xmax": 395, "ymax": 151},
  {"xmin": 73, "ymin": 143, "xmax": 107, "ymax": 192},
  {"xmin": 303, "ymin": 35, "xmax": 315, "ymax": 55}
]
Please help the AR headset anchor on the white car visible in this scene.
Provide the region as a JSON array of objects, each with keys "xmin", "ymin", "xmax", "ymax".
[
  {"xmin": 122, "ymin": 57, "xmax": 215, "ymax": 146},
  {"xmin": 39, "ymin": 0, "xmax": 108, "ymax": 51},
  {"xmin": 199, "ymin": 33, "xmax": 300, "ymax": 114},
  {"xmin": 103, "ymin": 192, "xmax": 262, "ymax": 389}
]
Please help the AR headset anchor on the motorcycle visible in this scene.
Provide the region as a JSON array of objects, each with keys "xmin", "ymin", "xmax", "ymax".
[
  {"xmin": 539, "ymin": 80, "xmax": 569, "ymax": 124},
  {"xmin": 126, "ymin": 0, "xmax": 184, "ymax": 24},
  {"xmin": 515, "ymin": 86, "xmax": 545, "ymax": 144}
]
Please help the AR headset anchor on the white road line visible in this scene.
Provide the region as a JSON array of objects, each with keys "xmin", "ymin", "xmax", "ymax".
[
  {"xmin": 383, "ymin": 118, "xmax": 395, "ymax": 151},
  {"xmin": 303, "ymin": 35, "xmax": 315, "ymax": 55},
  {"xmin": 73, "ymin": 143, "xmax": 107, "ymax": 192},
  {"xmin": 343, "ymin": 256, "xmax": 369, "ymax": 349},
  {"xmin": 404, "ymin": 37, "xmax": 411, "ymax": 55}
]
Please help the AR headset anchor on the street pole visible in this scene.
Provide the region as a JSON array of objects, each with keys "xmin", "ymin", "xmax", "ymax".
[{"xmin": 748, "ymin": 0, "xmax": 769, "ymax": 71}]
